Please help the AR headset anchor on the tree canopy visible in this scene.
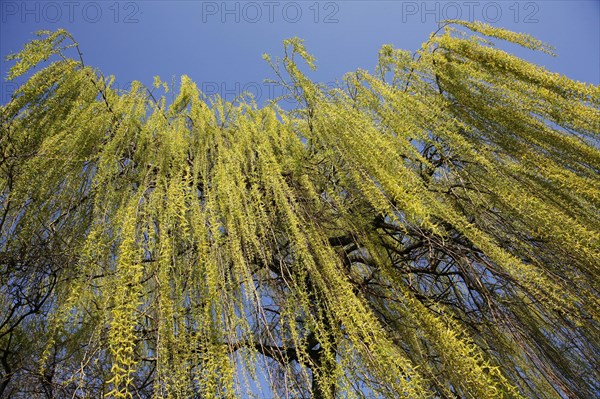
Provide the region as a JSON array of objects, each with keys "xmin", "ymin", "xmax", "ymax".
[{"xmin": 0, "ymin": 21, "xmax": 599, "ymax": 399}]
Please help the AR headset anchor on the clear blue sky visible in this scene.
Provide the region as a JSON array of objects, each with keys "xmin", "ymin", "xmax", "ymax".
[{"xmin": 1, "ymin": 0, "xmax": 599, "ymax": 106}]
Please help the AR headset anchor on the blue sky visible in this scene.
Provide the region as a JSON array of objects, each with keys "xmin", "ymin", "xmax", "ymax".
[{"xmin": 1, "ymin": 0, "xmax": 599, "ymax": 106}]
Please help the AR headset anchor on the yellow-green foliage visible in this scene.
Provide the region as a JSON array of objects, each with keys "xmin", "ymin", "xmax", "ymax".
[{"xmin": 1, "ymin": 23, "xmax": 598, "ymax": 399}]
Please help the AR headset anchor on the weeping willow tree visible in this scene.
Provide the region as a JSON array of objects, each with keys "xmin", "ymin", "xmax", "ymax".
[{"xmin": 0, "ymin": 21, "xmax": 598, "ymax": 399}]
